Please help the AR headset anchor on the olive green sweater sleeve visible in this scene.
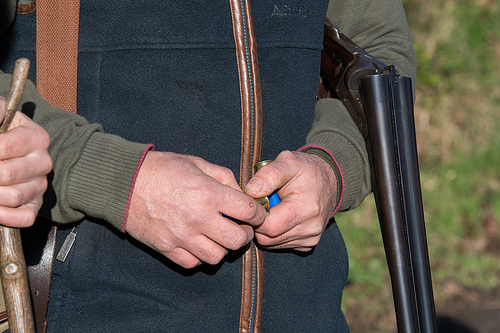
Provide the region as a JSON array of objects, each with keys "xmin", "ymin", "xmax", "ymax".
[
  {"xmin": 0, "ymin": 70, "xmax": 149, "ymax": 229},
  {"xmin": 305, "ymin": 0, "xmax": 417, "ymax": 212}
]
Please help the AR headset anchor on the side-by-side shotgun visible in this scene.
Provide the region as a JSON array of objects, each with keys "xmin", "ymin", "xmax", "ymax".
[{"xmin": 320, "ymin": 22, "xmax": 437, "ymax": 333}]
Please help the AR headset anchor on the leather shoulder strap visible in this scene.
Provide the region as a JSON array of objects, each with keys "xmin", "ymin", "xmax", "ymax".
[
  {"xmin": 25, "ymin": 219, "xmax": 56, "ymax": 333},
  {"xmin": 36, "ymin": 0, "xmax": 80, "ymax": 114}
]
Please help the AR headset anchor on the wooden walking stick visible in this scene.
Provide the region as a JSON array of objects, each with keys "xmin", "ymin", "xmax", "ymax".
[{"xmin": 0, "ymin": 58, "xmax": 36, "ymax": 333}]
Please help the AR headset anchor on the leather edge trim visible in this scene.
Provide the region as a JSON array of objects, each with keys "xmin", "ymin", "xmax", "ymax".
[
  {"xmin": 253, "ymin": 245, "xmax": 264, "ymax": 333},
  {"xmin": 230, "ymin": 0, "xmax": 252, "ymax": 188},
  {"xmin": 239, "ymin": 245, "xmax": 253, "ymax": 333},
  {"xmin": 245, "ymin": 0, "xmax": 262, "ymax": 169}
]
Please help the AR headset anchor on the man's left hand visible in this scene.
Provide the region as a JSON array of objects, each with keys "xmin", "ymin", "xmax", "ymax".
[
  {"xmin": 0, "ymin": 96, "xmax": 52, "ymax": 227},
  {"xmin": 244, "ymin": 150, "xmax": 337, "ymax": 252}
]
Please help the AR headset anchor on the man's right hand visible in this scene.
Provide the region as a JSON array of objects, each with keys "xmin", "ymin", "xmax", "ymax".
[{"xmin": 126, "ymin": 151, "xmax": 266, "ymax": 269}]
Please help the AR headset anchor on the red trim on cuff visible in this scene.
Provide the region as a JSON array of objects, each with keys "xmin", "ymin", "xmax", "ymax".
[
  {"xmin": 298, "ymin": 144, "xmax": 345, "ymax": 217},
  {"xmin": 121, "ymin": 144, "xmax": 155, "ymax": 233}
]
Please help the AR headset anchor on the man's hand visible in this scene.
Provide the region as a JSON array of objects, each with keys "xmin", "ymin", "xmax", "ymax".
[
  {"xmin": 126, "ymin": 151, "xmax": 267, "ymax": 269},
  {"xmin": 0, "ymin": 96, "xmax": 52, "ymax": 227},
  {"xmin": 245, "ymin": 150, "xmax": 338, "ymax": 252}
]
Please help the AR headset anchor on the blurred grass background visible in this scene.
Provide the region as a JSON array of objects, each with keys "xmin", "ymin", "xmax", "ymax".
[{"xmin": 338, "ymin": 0, "xmax": 500, "ymax": 331}]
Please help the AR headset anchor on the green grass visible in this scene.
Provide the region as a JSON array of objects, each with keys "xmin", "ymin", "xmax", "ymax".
[{"xmin": 423, "ymin": 139, "xmax": 500, "ymax": 289}]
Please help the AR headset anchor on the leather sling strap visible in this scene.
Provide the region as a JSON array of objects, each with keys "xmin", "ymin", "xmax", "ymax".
[
  {"xmin": 26, "ymin": 1, "xmax": 80, "ymax": 332},
  {"xmin": 229, "ymin": 1, "xmax": 264, "ymax": 332},
  {"xmin": 36, "ymin": 0, "xmax": 80, "ymax": 114},
  {"xmin": 24, "ymin": 218, "xmax": 56, "ymax": 333}
]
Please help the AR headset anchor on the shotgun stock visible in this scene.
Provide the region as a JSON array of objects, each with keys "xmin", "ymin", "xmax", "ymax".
[{"xmin": 320, "ymin": 22, "xmax": 437, "ymax": 333}]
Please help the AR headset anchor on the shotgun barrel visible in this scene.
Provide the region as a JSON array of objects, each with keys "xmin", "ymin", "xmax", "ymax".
[{"xmin": 386, "ymin": 73, "xmax": 437, "ymax": 332}]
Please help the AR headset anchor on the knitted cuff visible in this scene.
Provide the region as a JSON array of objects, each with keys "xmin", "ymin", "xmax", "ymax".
[{"xmin": 67, "ymin": 131, "xmax": 151, "ymax": 230}]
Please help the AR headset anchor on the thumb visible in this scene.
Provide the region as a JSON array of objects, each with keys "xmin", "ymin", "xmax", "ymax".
[
  {"xmin": 245, "ymin": 157, "xmax": 295, "ymax": 198},
  {"xmin": 245, "ymin": 177, "xmax": 266, "ymax": 195}
]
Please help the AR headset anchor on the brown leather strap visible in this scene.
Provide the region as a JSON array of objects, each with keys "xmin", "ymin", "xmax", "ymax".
[
  {"xmin": 229, "ymin": 0, "xmax": 264, "ymax": 332},
  {"xmin": 36, "ymin": 0, "xmax": 80, "ymax": 114},
  {"xmin": 25, "ymin": 218, "xmax": 57, "ymax": 333}
]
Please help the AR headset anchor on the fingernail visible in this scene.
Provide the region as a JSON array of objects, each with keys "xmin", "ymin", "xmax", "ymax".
[{"xmin": 246, "ymin": 178, "xmax": 264, "ymax": 193}]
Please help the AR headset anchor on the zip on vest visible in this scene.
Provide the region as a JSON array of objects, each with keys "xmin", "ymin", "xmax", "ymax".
[{"xmin": 229, "ymin": 0, "xmax": 264, "ymax": 332}]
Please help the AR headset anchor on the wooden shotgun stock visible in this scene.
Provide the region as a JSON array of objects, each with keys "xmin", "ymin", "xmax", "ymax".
[
  {"xmin": 320, "ymin": 23, "xmax": 437, "ymax": 332},
  {"xmin": 0, "ymin": 58, "xmax": 35, "ymax": 333}
]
